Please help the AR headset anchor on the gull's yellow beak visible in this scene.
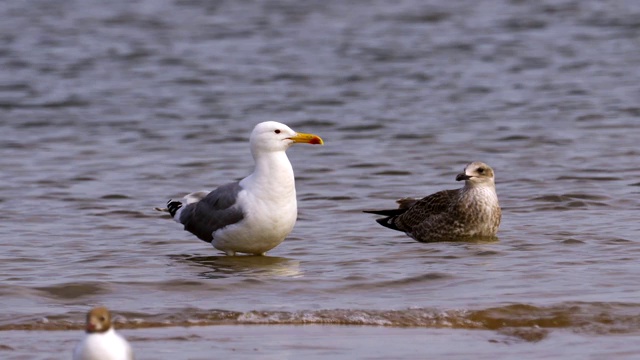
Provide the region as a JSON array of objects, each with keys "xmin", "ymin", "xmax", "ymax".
[{"xmin": 289, "ymin": 132, "xmax": 324, "ymax": 145}]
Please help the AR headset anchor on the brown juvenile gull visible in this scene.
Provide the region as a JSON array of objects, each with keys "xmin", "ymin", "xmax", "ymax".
[
  {"xmin": 73, "ymin": 306, "xmax": 134, "ymax": 360},
  {"xmin": 365, "ymin": 161, "xmax": 501, "ymax": 242},
  {"xmin": 156, "ymin": 121, "xmax": 323, "ymax": 256}
]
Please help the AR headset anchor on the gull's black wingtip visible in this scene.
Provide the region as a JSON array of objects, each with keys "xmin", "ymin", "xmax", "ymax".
[
  {"xmin": 375, "ymin": 216, "xmax": 402, "ymax": 231},
  {"xmin": 167, "ymin": 199, "xmax": 183, "ymax": 218},
  {"xmin": 364, "ymin": 208, "xmax": 405, "ymax": 232}
]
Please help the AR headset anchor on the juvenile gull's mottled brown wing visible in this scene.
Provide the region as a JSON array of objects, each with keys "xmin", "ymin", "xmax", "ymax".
[
  {"xmin": 389, "ymin": 189, "xmax": 459, "ymax": 232},
  {"xmin": 366, "ymin": 189, "xmax": 458, "ymax": 233}
]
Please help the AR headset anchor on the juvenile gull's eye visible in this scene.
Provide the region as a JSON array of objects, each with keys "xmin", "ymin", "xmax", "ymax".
[
  {"xmin": 477, "ymin": 168, "xmax": 485, "ymax": 174},
  {"xmin": 274, "ymin": 129, "xmax": 281, "ymax": 134}
]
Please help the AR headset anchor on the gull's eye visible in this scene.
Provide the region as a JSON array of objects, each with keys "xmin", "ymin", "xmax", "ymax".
[
  {"xmin": 99, "ymin": 316, "xmax": 106, "ymax": 322},
  {"xmin": 477, "ymin": 167, "xmax": 485, "ymax": 174},
  {"xmin": 274, "ymin": 129, "xmax": 281, "ymax": 134}
]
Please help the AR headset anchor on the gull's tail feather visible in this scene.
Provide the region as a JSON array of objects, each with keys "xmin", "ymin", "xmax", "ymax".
[
  {"xmin": 364, "ymin": 208, "xmax": 408, "ymax": 232},
  {"xmin": 363, "ymin": 208, "xmax": 407, "ymax": 217},
  {"xmin": 156, "ymin": 192, "xmax": 207, "ymax": 217}
]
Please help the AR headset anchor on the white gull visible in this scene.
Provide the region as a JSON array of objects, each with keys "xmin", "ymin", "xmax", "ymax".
[
  {"xmin": 73, "ymin": 306, "xmax": 133, "ymax": 360},
  {"xmin": 158, "ymin": 121, "xmax": 323, "ymax": 256}
]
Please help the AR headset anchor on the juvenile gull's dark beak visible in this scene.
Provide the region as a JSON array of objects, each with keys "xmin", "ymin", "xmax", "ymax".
[{"xmin": 456, "ymin": 173, "xmax": 471, "ymax": 181}]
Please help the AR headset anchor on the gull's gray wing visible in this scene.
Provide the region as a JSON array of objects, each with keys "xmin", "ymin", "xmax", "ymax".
[{"xmin": 178, "ymin": 182, "xmax": 245, "ymax": 243}]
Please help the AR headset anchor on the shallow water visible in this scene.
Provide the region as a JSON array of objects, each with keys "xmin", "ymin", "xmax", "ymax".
[
  {"xmin": 4, "ymin": 325, "xmax": 640, "ymax": 360},
  {"xmin": 2, "ymin": 0, "xmax": 640, "ymax": 358}
]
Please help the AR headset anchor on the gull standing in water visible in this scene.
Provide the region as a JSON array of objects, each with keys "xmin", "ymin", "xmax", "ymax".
[
  {"xmin": 158, "ymin": 121, "xmax": 323, "ymax": 256},
  {"xmin": 365, "ymin": 161, "xmax": 501, "ymax": 242},
  {"xmin": 73, "ymin": 307, "xmax": 133, "ymax": 360}
]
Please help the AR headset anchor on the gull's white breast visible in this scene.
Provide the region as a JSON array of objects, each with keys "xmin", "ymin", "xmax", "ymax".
[{"xmin": 212, "ymin": 185, "xmax": 298, "ymax": 254}]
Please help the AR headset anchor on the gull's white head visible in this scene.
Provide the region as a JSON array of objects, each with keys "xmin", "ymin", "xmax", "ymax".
[
  {"xmin": 249, "ymin": 121, "xmax": 323, "ymax": 155},
  {"xmin": 456, "ymin": 161, "xmax": 496, "ymax": 187}
]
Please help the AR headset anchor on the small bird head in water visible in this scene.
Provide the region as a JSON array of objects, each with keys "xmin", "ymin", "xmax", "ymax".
[
  {"xmin": 85, "ymin": 306, "xmax": 112, "ymax": 334},
  {"xmin": 455, "ymin": 161, "xmax": 496, "ymax": 186}
]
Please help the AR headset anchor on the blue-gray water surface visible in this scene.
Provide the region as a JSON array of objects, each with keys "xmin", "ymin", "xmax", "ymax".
[{"xmin": 1, "ymin": 0, "xmax": 640, "ymax": 359}]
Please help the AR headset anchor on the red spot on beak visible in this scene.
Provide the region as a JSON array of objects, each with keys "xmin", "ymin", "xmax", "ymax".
[{"xmin": 309, "ymin": 137, "xmax": 322, "ymax": 145}]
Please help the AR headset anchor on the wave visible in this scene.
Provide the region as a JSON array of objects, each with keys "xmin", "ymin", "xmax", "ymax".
[{"xmin": 3, "ymin": 302, "xmax": 639, "ymax": 341}]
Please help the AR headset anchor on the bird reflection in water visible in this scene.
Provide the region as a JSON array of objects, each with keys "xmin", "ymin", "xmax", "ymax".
[{"xmin": 169, "ymin": 254, "xmax": 302, "ymax": 279}]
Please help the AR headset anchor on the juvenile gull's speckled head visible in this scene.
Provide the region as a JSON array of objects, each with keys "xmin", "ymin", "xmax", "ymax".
[{"xmin": 456, "ymin": 161, "xmax": 496, "ymax": 187}]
